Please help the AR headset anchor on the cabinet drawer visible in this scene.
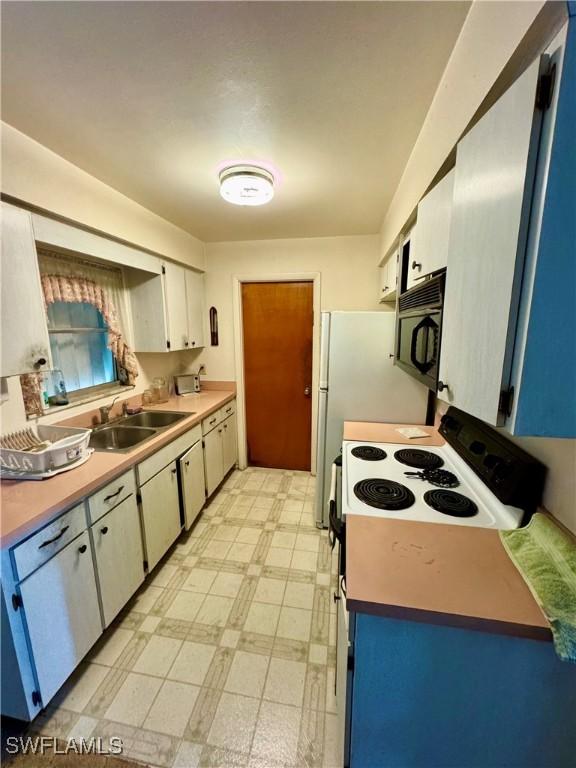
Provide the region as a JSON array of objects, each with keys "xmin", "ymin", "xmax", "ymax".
[
  {"xmin": 137, "ymin": 424, "xmax": 202, "ymax": 485},
  {"xmin": 220, "ymin": 399, "xmax": 236, "ymax": 420},
  {"xmin": 12, "ymin": 503, "xmax": 87, "ymax": 582},
  {"xmin": 202, "ymin": 410, "xmax": 221, "ymax": 435},
  {"xmin": 87, "ymin": 469, "xmax": 137, "ymax": 524}
]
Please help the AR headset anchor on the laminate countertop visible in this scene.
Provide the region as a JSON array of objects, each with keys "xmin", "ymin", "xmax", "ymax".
[
  {"xmin": 0, "ymin": 389, "xmax": 235, "ymax": 548},
  {"xmin": 343, "ymin": 421, "xmax": 551, "ymax": 642}
]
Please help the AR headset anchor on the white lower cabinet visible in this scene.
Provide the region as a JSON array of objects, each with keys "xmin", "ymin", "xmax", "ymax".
[
  {"xmin": 204, "ymin": 425, "xmax": 224, "ymax": 497},
  {"xmin": 179, "ymin": 440, "xmax": 206, "ymax": 530},
  {"xmin": 139, "ymin": 461, "xmax": 181, "ymax": 571},
  {"xmin": 222, "ymin": 413, "xmax": 238, "ymax": 474},
  {"xmin": 91, "ymin": 494, "xmax": 144, "ymax": 627},
  {"xmin": 18, "ymin": 530, "xmax": 102, "ymax": 706}
]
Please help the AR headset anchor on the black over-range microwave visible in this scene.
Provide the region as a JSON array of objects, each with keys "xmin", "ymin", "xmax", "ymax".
[{"xmin": 394, "ymin": 273, "xmax": 444, "ymax": 390}]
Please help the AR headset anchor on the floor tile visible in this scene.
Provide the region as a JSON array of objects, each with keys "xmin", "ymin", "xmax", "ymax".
[
  {"xmin": 263, "ymin": 658, "xmax": 306, "ymax": 707},
  {"xmin": 55, "ymin": 663, "xmax": 109, "ymax": 712},
  {"xmin": 271, "ymin": 531, "xmax": 296, "ymax": 549},
  {"xmin": 174, "ymin": 740, "xmax": 204, "ymax": 768},
  {"xmin": 265, "ymin": 547, "xmax": 292, "ymax": 568},
  {"xmin": 182, "ymin": 568, "xmax": 219, "ymax": 593},
  {"xmin": 295, "ymin": 533, "xmax": 320, "ymax": 553},
  {"xmin": 244, "ymin": 601, "xmax": 281, "ymax": 636},
  {"xmin": 89, "ymin": 628, "xmax": 134, "ymax": 666},
  {"xmin": 104, "ymin": 672, "xmax": 163, "ymax": 726},
  {"xmin": 143, "ymin": 680, "xmax": 200, "ymax": 737},
  {"xmin": 169, "ymin": 641, "xmax": 217, "ymax": 686},
  {"xmin": 208, "ymin": 692, "xmax": 260, "ymax": 753},
  {"xmin": 139, "ymin": 615, "xmax": 162, "ymax": 633},
  {"xmin": 210, "ymin": 572, "xmax": 245, "ymax": 598},
  {"xmin": 165, "ymin": 591, "xmax": 205, "ymax": 622},
  {"xmin": 132, "ymin": 634, "xmax": 182, "ymax": 677},
  {"xmin": 291, "ymin": 549, "xmax": 318, "ymax": 572},
  {"xmin": 251, "ymin": 700, "xmax": 301, "ymax": 764},
  {"xmin": 132, "ymin": 585, "xmax": 164, "ymax": 613},
  {"xmin": 277, "ymin": 607, "xmax": 312, "ymax": 642},
  {"xmin": 309, "ymin": 643, "xmax": 328, "ymax": 665},
  {"xmin": 284, "ymin": 581, "xmax": 315, "ymax": 610},
  {"xmin": 149, "ymin": 562, "xmax": 179, "ymax": 588},
  {"xmin": 236, "ymin": 527, "xmax": 262, "ymax": 545},
  {"xmin": 227, "ymin": 542, "xmax": 256, "ymax": 562},
  {"xmin": 196, "ymin": 594, "xmax": 235, "ymax": 627},
  {"xmin": 224, "ymin": 650, "xmax": 269, "ymax": 698},
  {"xmin": 221, "ymin": 629, "xmax": 241, "ymax": 649},
  {"xmin": 213, "ymin": 525, "xmax": 240, "ymax": 542},
  {"xmin": 66, "ymin": 714, "xmax": 98, "ymax": 740},
  {"xmin": 253, "ymin": 577, "xmax": 286, "ymax": 605},
  {"xmin": 203, "ymin": 539, "xmax": 233, "ymax": 559}
]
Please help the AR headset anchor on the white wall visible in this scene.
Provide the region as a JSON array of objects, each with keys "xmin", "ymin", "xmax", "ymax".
[
  {"xmin": 1, "ymin": 123, "xmax": 205, "ymax": 271},
  {"xmin": 198, "ymin": 235, "xmax": 382, "ymax": 381}
]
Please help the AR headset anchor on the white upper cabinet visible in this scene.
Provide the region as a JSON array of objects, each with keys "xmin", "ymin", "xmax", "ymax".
[
  {"xmin": 185, "ymin": 269, "xmax": 206, "ymax": 349},
  {"xmin": 438, "ymin": 57, "xmax": 545, "ymax": 425},
  {"xmin": 163, "ymin": 262, "xmax": 189, "ymax": 351},
  {"xmin": 407, "ymin": 169, "xmax": 455, "ymax": 290},
  {"xmin": 379, "ymin": 248, "xmax": 399, "ymax": 303},
  {"xmin": 1, "ymin": 203, "xmax": 52, "ymax": 376},
  {"xmin": 129, "ymin": 262, "xmax": 206, "ymax": 352}
]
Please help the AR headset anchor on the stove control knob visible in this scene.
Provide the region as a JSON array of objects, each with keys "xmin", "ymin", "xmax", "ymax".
[
  {"xmin": 493, "ymin": 461, "xmax": 513, "ymax": 483},
  {"xmin": 470, "ymin": 440, "xmax": 485, "ymax": 455}
]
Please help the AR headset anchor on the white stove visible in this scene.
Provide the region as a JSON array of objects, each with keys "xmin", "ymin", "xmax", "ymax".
[{"xmin": 342, "ymin": 440, "xmax": 524, "ymax": 530}]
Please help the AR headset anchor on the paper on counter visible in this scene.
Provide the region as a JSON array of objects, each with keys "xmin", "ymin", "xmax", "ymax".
[{"xmin": 395, "ymin": 427, "xmax": 431, "ymax": 439}]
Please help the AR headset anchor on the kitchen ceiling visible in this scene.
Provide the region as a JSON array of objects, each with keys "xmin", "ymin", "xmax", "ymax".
[{"xmin": 1, "ymin": 1, "xmax": 470, "ymax": 242}]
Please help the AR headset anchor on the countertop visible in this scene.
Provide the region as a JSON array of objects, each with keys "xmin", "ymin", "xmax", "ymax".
[
  {"xmin": 0, "ymin": 389, "xmax": 235, "ymax": 548},
  {"xmin": 343, "ymin": 421, "xmax": 551, "ymax": 641}
]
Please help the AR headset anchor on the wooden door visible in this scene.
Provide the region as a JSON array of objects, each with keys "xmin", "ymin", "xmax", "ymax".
[
  {"xmin": 91, "ymin": 494, "xmax": 144, "ymax": 627},
  {"xmin": 242, "ymin": 281, "xmax": 313, "ymax": 470}
]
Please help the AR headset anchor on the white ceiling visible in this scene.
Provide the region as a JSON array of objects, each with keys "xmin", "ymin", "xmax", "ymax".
[{"xmin": 1, "ymin": 1, "xmax": 470, "ymax": 242}]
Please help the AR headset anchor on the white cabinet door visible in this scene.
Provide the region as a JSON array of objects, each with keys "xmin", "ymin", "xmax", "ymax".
[
  {"xmin": 204, "ymin": 427, "xmax": 224, "ymax": 497},
  {"xmin": 19, "ymin": 531, "xmax": 102, "ymax": 705},
  {"xmin": 439, "ymin": 57, "xmax": 544, "ymax": 425},
  {"xmin": 127, "ymin": 270, "xmax": 169, "ymax": 353},
  {"xmin": 222, "ymin": 412, "xmax": 238, "ymax": 474},
  {"xmin": 185, "ymin": 270, "xmax": 206, "ymax": 349},
  {"xmin": 179, "ymin": 440, "xmax": 206, "ymax": 530},
  {"xmin": 91, "ymin": 494, "xmax": 144, "ymax": 626},
  {"xmin": 163, "ymin": 262, "xmax": 189, "ymax": 351},
  {"xmin": 380, "ymin": 249, "xmax": 399, "ymax": 303},
  {"xmin": 378, "ymin": 262, "xmax": 389, "ymax": 302},
  {"xmin": 1, "ymin": 203, "xmax": 51, "ymax": 376},
  {"xmin": 140, "ymin": 462, "xmax": 182, "ymax": 571},
  {"xmin": 408, "ymin": 169, "xmax": 455, "ymax": 290}
]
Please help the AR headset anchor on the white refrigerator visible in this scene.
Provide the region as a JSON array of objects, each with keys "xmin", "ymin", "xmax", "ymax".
[{"xmin": 315, "ymin": 311, "xmax": 430, "ymax": 527}]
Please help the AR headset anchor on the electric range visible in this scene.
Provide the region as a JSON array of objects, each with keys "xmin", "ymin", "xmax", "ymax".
[{"xmin": 341, "ymin": 407, "xmax": 546, "ymax": 531}]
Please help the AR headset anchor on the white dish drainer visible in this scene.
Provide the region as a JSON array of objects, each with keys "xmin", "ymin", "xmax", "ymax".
[{"xmin": 0, "ymin": 425, "xmax": 92, "ymax": 479}]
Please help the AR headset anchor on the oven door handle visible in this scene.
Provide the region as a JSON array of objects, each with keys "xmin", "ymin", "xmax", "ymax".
[
  {"xmin": 327, "ymin": 456, "xmax": 344, "ymax": 551},
  {"xmin": 410, "ymin": 317, "xmax": 436, "ymax": 374}
]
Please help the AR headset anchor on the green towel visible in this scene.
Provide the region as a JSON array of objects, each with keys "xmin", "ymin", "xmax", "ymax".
[{"xmin": 500, "ymin": 513, "xmax": 576, "ymax": 663}]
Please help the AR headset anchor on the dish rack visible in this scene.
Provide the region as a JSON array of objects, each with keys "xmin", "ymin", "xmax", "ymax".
[{"xmin": 0, "ymin": 425, "xmax": 92, "ymax": 478}]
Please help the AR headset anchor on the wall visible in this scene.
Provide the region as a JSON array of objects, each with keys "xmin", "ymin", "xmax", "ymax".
[
  {"xmin": 379, "ymin": 0, "xmax": 554, "ymax": 259},
  {"xmin": 1, "ymin": 123, "xmax": 205, "ymax": 271},
  {"xmin": 198, "ymin": 235, "xmax": 382, "ymax": 381}
]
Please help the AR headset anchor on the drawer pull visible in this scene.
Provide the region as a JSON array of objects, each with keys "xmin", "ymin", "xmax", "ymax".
[
  {"xmin": 103, "ymin": 485, "xmax": 125, "ymax": 503},
  {"xmin": 226, "ymin": 407, "xmax": 232, "ymax": 413},
  {"xmin": 38, "ymin": 525, "xmax": 69, "ymax": 549},
  {"xmin": 78, "ymin": 544, "xmax": 88, "ymax": 554},
  {"xmin": 171, "ymin": 468, "xmax": 177, "ymax": 475},
  {"xmin": 100, "ymin": 526, "xmax": 109, "ymax": 535},
  {"xmin": 209, "ymin": 418, "xmax": 216, "ymax": 425},
  {"xmin": 185, "ymin": 460, "xmax": 190, "ymax": 467}
]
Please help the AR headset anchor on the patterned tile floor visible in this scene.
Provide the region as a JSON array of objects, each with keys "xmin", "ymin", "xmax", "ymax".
[{"xmin": 30, "ymin": 468, "xmax": 341, "ymax": 768}]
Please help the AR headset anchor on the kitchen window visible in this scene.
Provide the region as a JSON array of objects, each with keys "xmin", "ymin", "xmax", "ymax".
[{"xmin": 47, "ymin": 301, "xmax": 119, "ymax": 396}]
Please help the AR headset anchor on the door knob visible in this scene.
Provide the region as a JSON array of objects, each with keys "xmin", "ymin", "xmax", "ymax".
[{"xmin": 304, "ymin": 386, "xmax": 311, "ymax": 397}]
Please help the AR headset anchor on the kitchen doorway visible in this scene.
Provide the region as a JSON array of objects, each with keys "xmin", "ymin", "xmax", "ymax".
[{"xmin": 241, "ymin": 281, "xmax": 314, "ymax": 470}]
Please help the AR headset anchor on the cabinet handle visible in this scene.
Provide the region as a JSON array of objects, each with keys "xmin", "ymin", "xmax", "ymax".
[
  {"xmin": 103, "ymin": 485, "xmax": 124, "ymax": 503},
  {"xmin": 171, "ymin": 468, "xmax": 177, "ymax": 475},
  {"xmin": 100, "ymin": 526, "xmax": 109, "ymax": 535},
  {"xmin": 224, "ymin": 424, "xmax": 228, "ymax": 430},
  {"xmin": 185, "ymin": 460, "xmax": 190, "ymax": 467},
  {"xmin": 225, "ymin": 407, "xmax": 232, "ymax": 413},
  {"xmin": 184, "ymin": 340, "xmax": 189, "ymax": 347},
  {"xmin": 437, "ymin": 380, "xmax": 450, "ymax": 393},
  {"xmin": 411, "ymin": 261, "xmax": 422, "ymax": 271},
  {"xmin": 35, "ymin": 356, "xmax": 47, "ymax": 368},
  {"xmin": 218, "ymin": 429, "xmax": 222, "ymax": 434},
  {"xmin": 192, "ymin": 341, "xmax": 196, "ymax": 347},
  {"xmin": 78, "ymin": 544, "xmax": 88, "ymax": 554},
  {"xmin": 38, "ymin": 525, "xmax": 69, "ymax": 549},
  {"xmin": 333, "ymin": 592, "xmax": 341, "ymax": 603},
  {"xmin": 209, "ymin": 418, "xmax": 216, "ymax": 425}
]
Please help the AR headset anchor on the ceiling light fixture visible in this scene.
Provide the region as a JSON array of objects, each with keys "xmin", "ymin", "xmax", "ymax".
[{"xmin": 219, "ymin": 164, "xmax": 274, "ymax": 206}]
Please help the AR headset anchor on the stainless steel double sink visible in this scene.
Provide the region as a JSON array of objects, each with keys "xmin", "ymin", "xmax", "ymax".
[{"xmin": 89, "ymin": 411, "xmax": 192, "ymax": 453}]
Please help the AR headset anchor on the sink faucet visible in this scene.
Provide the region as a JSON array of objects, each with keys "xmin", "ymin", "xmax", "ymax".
[{"xmin": 99, "ymin": 395, "xmax": 120, "ymax": 424}]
